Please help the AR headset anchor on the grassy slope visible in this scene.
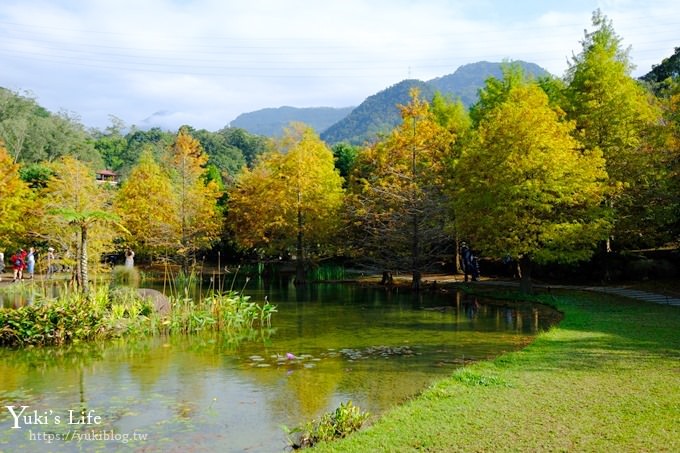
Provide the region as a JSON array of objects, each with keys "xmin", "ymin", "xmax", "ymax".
[{"xmin": 315, "ymin": 290, "xmax": 680, "ymax": 452}]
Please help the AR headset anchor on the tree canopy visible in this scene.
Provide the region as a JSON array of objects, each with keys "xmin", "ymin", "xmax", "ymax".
[
  {"xmin": 228, "ymin": 123, "xmax": 344, "ymax": 281},
  {"xmin": 346, "ymin": 90, "xmax": 457, "ymax": 288},
  {"xmin": 565, "ymin": 9, "xmax": 663, "ymax": 249},
  {"xmin": 455, "ymin": 82, "xmax": 609, "ymax": 292}
]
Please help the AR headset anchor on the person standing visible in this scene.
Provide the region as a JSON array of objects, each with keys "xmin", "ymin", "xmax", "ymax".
[
  {"xmin": 460, "ymin": 242, "xmax": 480, "ymax": 282},
  {"xmin": 0, "ymin": 251, "xmax": 5, "ymax": 281},
  {"xmin": 460, "ymin": 242, "xmax": 472, "ymax": 282},
  {"xmin": 26, "ymin": 247, "xmax": 36, "ymax": 279},
  {"xmin": 10, "ymin": 251, "xmax": 24, "ymax": 282},
  {"xmin": 125, "ymin": 248, "xmax": 135, "ymax": 268},
  {"xmin": 46, "ymin": 247, "xmax": 56, "ymax": 279}
]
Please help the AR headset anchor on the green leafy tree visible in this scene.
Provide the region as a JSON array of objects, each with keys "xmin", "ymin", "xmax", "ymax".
[
  {"xmin": 228, "ymin": 123, "xmax": 344, "ymax": 283},
  {"xmin": 431, "ymin": 91, "xmax": 472, "ymax": 271},
  {"xmin": 431, "ymin": 92, "xmax": 471, "ymax": 133},
  {"xmin": 92, "ymin": 116, "xmax": 129, "ymax": 172},
  {"xmin": 185, "ymin": 127, "xmax": 247, "ymax": 182},
  {"xmin": 649, "ymin": 77, "xmax": 680, "ymax": 243},
  {"xmin": 45, "ymin": 112, "xmax": 102, "ymax": 167},
  {"xmin": 217, "ymin": 126, "xmax": 269, "ymax": 167},
  {"xmin": 565, "ymin": 10, "xmax": 661, "ymax": 250},
  {"xmin": 331, "ymin": 143, "xmax": 359, "ymax": 182},
  {"xmin": 469, "ymin": 63, "xmax": 529, "ymax": 125},
  {"xmin": 0, "ymin": 88, "xmax": 100, "ymax": 166},
  {"xmin": 0, "ymin": 88, "xmax": 44, "ymax": 163},
  {"xmin": 641, "ymin": 46, "xmax": 680, "ymax": 86},
  {"xmin": 19, "ymin": 163, "xmax": 54, "ymax": 189},
  {"xmin": 454, "ymin": 82, "xmax": 609, "ymax": 293},
  {"xmin": 124, "ymin": 127, "xmax": 174, "ymax": 173},
  {"xmin": 346, "ymin": 90, "xmax": 456, "ymax": 289}
]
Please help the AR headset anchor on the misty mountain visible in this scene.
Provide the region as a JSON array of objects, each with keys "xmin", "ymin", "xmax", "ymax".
[{"xmin": 230, "ymin": 106, "xmax": 354, "ymax": 137}]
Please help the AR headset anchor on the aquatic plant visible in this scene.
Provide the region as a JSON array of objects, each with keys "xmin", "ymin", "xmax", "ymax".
[
  {"xmin": 0, "ymin": 296, "xmax": 109, "ymax": 346},
  {"xmin": 0, "ymin": 285, "xmax": 276, "ymax": 347},
  {"xmin": 308, "ymin": 264, "xmax": 347, "ymax": 281},
  {"xmin": 286, "ymin": 401, "xmax": 370, "ymax": 449},
  {"xmin": 174, "ymin": 268, "xmax": 199, "ymax": 294},
  {"xmin": 162, "ymin": 291, "xmax": 275, "ymax": 335}
]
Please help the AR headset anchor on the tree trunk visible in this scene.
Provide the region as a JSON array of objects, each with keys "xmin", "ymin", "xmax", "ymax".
[
  {"xmin": 411, "ymin": 193, "xmax": 421, "ymax": 290},
  {"xmin": 518, "ymin": 255, "xmax": 532, "ymax": 294},
  {"xmin": 412, "ymin": 209, "xmax": 421, "ymax": 290},
  {"xmin": 411, "ymin": 270, "xmax": 421, "ymax": 291},
  {"xmin": 410, "ymin": 115, "xmax": 421, "ymax": 292},
  {"xmin": 80, "ymin": 224, "xmax": 89, "ymax": 295},
  {"xmin": 454, "ymin": 234, "xmax": 462, "ymax": 273},
  {"xmin": 295, "ymin": 204, "xmax": 306, "ymax": 285},
  {"xmin": 381, "ymin": 271, "xmax": 393, "ymax": 286}
]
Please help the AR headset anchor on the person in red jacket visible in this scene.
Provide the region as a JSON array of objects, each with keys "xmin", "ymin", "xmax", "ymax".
[{"xmin": 10, "ymin": 251, "xmax": 24, "ymax": 282}]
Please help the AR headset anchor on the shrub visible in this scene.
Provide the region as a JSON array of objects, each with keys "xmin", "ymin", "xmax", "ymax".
[
  {"xmin": 111, "ymin": 265, "xmax": 141, "ymax": 287},
  {"xmin": 287, "ymin": 401, "xmax": 370, "ymax": 449},
  {"xmin": 0, "ymin": 287, "xmax": 275, "ymax": 347}
]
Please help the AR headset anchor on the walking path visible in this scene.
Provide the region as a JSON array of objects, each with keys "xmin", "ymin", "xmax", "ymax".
[
  {"xmin": 554, "ymin": 284, "xmax": 680, "ymax": 307},
  {"xmin": 405, "ymin": 274, "xmax": 680, "ymax": 308},
  {"xmin": 463, "ymin": 279, "xmax": 680, "ymax": 307}
]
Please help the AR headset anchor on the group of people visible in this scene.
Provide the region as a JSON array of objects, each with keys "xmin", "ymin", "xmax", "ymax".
[
  {"xmin": 0, "ymin": 247, "xmax": 134, "ymax": 283},
  {"xmin": 0, "ymin": 247, "xmax": 56, "ymax": 282}
]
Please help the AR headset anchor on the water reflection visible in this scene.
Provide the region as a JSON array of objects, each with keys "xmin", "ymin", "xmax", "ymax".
[{"xmin": 0, "ymin": 280, "xmax": 560, "ymax": 452}]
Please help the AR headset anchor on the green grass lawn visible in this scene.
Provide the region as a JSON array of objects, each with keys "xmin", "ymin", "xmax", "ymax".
[{"xmin": 314, "ymin": 289, "xmax": 680, "ymax": 452}]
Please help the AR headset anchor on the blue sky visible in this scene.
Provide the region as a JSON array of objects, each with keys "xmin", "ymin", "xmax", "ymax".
[{"xmin": 1, "ymin": 0, "xmax": 678, "ymax": 131}]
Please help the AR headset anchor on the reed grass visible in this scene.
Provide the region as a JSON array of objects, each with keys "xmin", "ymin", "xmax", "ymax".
[{"xmin": 0, "ymin": 283, "xmax": 276, "ymax": 348}]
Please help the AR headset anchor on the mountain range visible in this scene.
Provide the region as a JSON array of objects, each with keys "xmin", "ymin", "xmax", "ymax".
[
  {"xmin": 230, "ymin": 105, "xmax": 354, "ymax": 137},
  {"xmin": 232, "ymin": 60, "xmax": 551, "ymax": 145}
]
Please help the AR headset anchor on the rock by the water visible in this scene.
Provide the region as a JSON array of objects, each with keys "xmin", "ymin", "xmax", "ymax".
[{"xmin": 137, "ymin": 288, "xmax": 171, "ymax": 315}]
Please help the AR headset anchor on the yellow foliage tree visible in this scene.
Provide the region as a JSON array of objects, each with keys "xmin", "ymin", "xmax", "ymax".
[
  {"xmin": 114, "ymin": 149, "xmax": 178, "ymax": 255},
  {"xmin": 168, "ymin": 128, "xmax": 223, "ymax": 271},
  {"xmin": 228, "ymin": 123, "xmax": 344, "ymax": 283},
  {"xmin": 41, "ymin": 156, "xmax": 118, "ymax": 293},
  {"xmin": 454, "ymin": 82, "xmax": 610, "ymax": 293},
  {"xmin": 346, "ymin": 91, "xmax": 456, "ymax": 289},
  {"xmin": 0, "ymin": 143, "xmax": 32, "ymax": 248}
]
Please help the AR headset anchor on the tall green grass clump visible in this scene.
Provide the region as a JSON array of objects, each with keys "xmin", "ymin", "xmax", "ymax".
[
  {"xmin": 0, "ymin": 286, "xmax": 152, "ymax": 347},
  {"xmin": 287, "ymin": 401, "xmax": 370, "ymax": 449},
  {"xmin": 0, "ymin": 285, "xmax": 276, "ymax": 347},
  {"xmin": 111, "ymin": 265, "xmax": 141, "ymax": 287},
  {"xmin": 308, "ymin": 264, "xmax": 346, "ymax": 281},
  {"xmin": 161, "ymin": 291, "xmax": 277, "ymax": 335}
]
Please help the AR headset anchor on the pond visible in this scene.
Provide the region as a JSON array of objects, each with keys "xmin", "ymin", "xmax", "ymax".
[{"xmin": 0, "ymin": 278, "xmax": 560, "ymax": 452}]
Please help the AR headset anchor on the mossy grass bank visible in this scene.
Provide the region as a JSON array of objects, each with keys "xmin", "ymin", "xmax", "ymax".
[{"xmin": 314, "ymin": 288, "xmax": 680, "ymax": 452}]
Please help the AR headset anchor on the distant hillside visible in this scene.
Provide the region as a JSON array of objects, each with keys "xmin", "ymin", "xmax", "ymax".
[
  {"xmin": 320, "ymin": 79, "xmax": 435, "ymax": 145},
  {"xmin": 321, "ymin": 61, "xmax": 551, "ymax": 145},
  {"xmin": 428, "ymin": 60, "xmax": 551, "ymax": 106},
  {"xmin": 230, "ymin": 106, "xmax": 354, "ymax": 137}
]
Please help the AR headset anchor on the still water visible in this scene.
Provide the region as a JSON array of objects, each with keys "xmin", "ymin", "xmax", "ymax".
[{"xmin": 0, "ymin": 279, "xmax": 560, "ymax": 452}]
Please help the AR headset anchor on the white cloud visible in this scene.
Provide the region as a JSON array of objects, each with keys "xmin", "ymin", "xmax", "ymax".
[{"xmin": 0, "ymin": 0, "xmax": 677, "ymax": 131}]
